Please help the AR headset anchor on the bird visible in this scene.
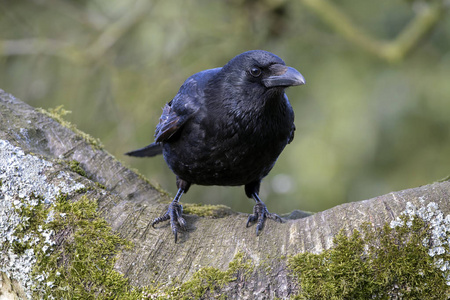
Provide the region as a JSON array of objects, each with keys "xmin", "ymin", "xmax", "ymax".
[{"xmin": 126, "ymin": 50, "xmax": 305, "ymax": 242}]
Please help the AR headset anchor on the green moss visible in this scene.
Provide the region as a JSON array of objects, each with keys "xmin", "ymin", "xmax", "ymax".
[
  {"xmin": 95, "ymin": 182, "xmax": 106, "ymax": 189},
  {"xmin": 11, "ymin": 193, "xmax": 139, "ymax": 299},
  {"xmin": 37, "ymin": 106, "xmax": 104, "ymax": 150},
  {"xmin": 288, "ymin": 216, "xmax": 450, "ymax": 299},
  {"xmin": 141, "ymin": 252, "xmax": 254, "ymax": 300},
  {"xmin": 227, "ymin": 251, "xmax": 254, "ymax": 280},
  {"xmin": 68, "ymin": 160, "xmax": 87, "ymax": 177},
  {"xmin": 66, "ymin": 160, "xmax": 108, "ymax": 190},
  {"xmin": 183, "ymin": 203, "xmax": 233, "ymax": 218},
  {"xmin": 174, "ymin": 252, "xmax": 253, "ymax": 299},
  {"xmin": 8, "ymin": 191, "xmax": 254, "ymax": 300},
  {"xmin": 75, "ymin": 187, "xmax": 89, "ymax": 193}
]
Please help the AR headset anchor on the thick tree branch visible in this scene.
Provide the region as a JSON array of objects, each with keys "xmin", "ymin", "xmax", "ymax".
[{"xmin": 1, "ymin": 89, "xmax": 450, "ymax": 298}]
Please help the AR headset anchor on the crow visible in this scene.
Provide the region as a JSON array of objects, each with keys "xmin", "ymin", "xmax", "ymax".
[{"xmin": 126, "ymin": 50, "xmax": 305, "ymax": 242}]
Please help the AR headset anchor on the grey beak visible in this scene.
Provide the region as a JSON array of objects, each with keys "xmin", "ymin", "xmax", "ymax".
[{"xmin": 263, "ymin": 66, "xmax": 306, "ymax": 88}]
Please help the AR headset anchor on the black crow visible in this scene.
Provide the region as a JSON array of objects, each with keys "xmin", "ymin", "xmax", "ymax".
[{"xmin": 126, "ymin": 50, "xmax": 305, "ymax": 242}]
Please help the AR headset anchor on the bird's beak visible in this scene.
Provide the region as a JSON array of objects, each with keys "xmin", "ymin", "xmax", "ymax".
[{"xmin": 263, "ymin": 64, "xmax": 306, "ymax": 88}]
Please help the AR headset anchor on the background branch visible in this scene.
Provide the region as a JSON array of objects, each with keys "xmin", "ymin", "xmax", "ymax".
[
  {"xmin": 85, "ymin": 0, "xmax": 154, "ymax": 60},
  {"xmin": 301, "ymin": 0, "xmax": 447, "ymax": 62}
]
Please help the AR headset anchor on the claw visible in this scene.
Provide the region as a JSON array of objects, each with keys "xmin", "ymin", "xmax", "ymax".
[
  {"xmin": 152, "ymin": 189, "xmax": 186, "ymax": 242},
  {"xmin": 256, "ymin": 215, "xmax": 265, "ymax": 235},
  {"xmin": 267, "ymin": 212, "xmax": 283, "ymax": 223},
  {"xmin": 177, "ymin": 216, "xmax": 187, "ymax": 230},
  {"xmin": 173, "ymin": 229, "xmax": 178, "ymax": 243},
  {"xmin": 246, "ymin": 214, "xmax": 257, "ymax": 227},
  {"xmin": 247, "ymin": 198, "xmax": 283, "ymax": 235}
]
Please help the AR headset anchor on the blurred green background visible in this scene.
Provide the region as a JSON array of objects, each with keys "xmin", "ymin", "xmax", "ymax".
[{"xmin": 1, "ymin": 0, "xmax": 449, "ymax": 214}]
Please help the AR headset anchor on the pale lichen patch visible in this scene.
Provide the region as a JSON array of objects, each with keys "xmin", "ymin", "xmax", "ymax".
[
  {"xmin": 0, "ymin": 139, "xmax": 85, "ymax": 299},
  {"xmin": 390, "ymin": 200, "xmax": 450, "ymax": 285}
]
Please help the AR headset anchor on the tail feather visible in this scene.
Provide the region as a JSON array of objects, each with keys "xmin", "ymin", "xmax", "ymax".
[{"xmin": 125, "ymin": 143, "xmax": 163, "ymax": 157}]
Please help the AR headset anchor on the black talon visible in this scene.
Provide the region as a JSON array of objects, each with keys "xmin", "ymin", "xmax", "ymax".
[
  {"xmin": 174, "ymin": 231, "xmax": 178, "ymax": 243},
  {"xmin": 246, "ymin": 188, "xmax": 284, "ymax": 235},
  {"xmin": 151, "ymin": 188, "xmax": 187, "ymax": 242},
  {"xmin": 246, "ymin": 214, "xmax": 258, "ymax": 227}
]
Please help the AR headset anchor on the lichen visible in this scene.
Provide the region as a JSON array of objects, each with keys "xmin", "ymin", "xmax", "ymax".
[
  {"xmin": 0, "ymin": 139, "xmax": 138, "ymax": 299},
  {"xmin": 0, "ymin": 138, "xmax": 256, "ymax": 299},
  {"xmin": 288, "ymin": 200, "xmax": 450, "ymax": 299},
  {"xmin": 0, "ymin": 139, "xmax": 86, "ymax": 298},
  {"xmin": 37, "ymin": 106, "xmax": 104, "ymax": 150},
  {"xmin": 183, "ymin": 203, "xmax": 234, "ymax": 218},
  {"xmin": 12, "ymin": 193, "xmax": 135, "ymax": 299}
]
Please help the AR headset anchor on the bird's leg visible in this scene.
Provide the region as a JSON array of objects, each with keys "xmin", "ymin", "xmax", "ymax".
[
  {"xmin": 246, "ymin": 193, "xmax": 283, "ymax": 235},
  {"xmin": 152, "ymin": 188, "xmax": 186, "ymax": 243}
]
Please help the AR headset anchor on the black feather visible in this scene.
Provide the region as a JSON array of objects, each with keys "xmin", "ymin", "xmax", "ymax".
[{"xmin": 125, "ymin": 143, "xmax": 162, "ymax": 157}]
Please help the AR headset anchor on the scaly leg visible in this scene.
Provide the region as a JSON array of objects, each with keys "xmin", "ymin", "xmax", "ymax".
[
  {"xmin": 246, "ymin": 192, "xmax": 283, "ymax": 235},
  {"xmin": 152, "ymin": 188, "xmax": 186, "ymax": 243}
]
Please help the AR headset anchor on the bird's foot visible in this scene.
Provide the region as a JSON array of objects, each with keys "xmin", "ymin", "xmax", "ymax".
[
  {"xmin": 246, "ymin": 201, "xmax": 283, "ymax": 235},
  {"xmin": 152, "ymin": 202, "xmax": 186, "ymax": 243}
]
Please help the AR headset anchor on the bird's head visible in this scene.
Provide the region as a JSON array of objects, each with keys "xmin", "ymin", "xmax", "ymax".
[{"xmin": 221, "ymin": 50, "xmax": 305, "ymax": 97}]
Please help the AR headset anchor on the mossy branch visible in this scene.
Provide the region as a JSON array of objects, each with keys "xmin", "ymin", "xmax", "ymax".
[{"xmin": 3, "ymin": 89, "xmax": 450, "ymax": 298}]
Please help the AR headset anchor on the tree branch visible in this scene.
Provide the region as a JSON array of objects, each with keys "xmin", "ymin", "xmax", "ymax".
[
  {"xmin": 85, "ymin": 0, "xmax": 154, "ymax": 60},
  {"xmin": 1, "ymin": 87, "xmax": 450, "ymax": 298},
  {"xmin": 301, "ymin": 0, "xmax": 447, "ymax": 62},
  {"xmin": 0, "ymin": 0, "xmax": 153, "ymax": 64}
]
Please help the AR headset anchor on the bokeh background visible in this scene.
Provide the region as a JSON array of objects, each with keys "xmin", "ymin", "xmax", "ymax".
[{"xmin": 1, "ymin": 0, "xmax": 449, "ymax": 214}]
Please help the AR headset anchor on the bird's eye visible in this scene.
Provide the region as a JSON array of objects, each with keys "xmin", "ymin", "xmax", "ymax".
[{"xmin": 249, "ymin": 67, "xmax": 262, "ymax": 77}]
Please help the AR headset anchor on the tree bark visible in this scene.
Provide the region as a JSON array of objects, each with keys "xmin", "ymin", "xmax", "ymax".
[{"xmin": 1, "ymin": 89, "xmax": 449, "ymax": 299}]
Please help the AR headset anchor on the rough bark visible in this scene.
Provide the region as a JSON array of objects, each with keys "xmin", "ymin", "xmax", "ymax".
[{"xmin": 1, "ymin": 89, "xmax": 449, "ymax": 299}]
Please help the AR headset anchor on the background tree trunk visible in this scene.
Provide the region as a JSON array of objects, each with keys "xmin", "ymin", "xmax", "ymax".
[{"xmin": 1, "ymin": 89, "xmax": 449, "ymax": 299}]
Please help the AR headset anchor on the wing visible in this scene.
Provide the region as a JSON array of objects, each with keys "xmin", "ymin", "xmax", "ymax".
[
  {"xmin": 154, "ymin": 68, "xmax": 220, "ymax": 143},
  {"xmin": 154, "ymin": 100, "xmax": 183, "ymax": 142},
  {"xmin": 154, "ymin": 80, "xmax": 200, "ymax": 143}
]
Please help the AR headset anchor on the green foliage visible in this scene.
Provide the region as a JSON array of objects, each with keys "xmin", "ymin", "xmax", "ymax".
[{"xmin": 289, "ymin": 217, "xmax": 450, "ymax": 299}]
